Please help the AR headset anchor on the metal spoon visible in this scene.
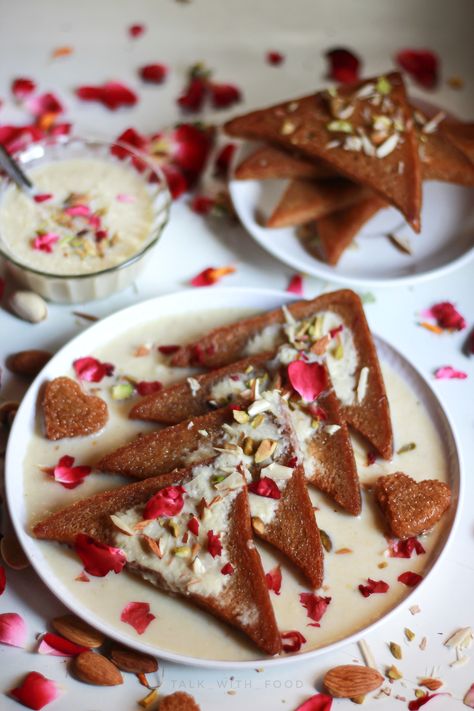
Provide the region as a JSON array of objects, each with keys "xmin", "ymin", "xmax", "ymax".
[{"xmin": 0, "ymin": 144, "xmax": 34, "ymax": 195}]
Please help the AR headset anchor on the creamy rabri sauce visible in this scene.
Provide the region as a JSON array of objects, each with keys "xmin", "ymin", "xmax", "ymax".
[
  {"xmin": 0, "ymin": 158, "xmax": 154, "ymax": 275},
  {"xmin": 23, "ymin": 308, "xmax": 451, "ymax": 661}
]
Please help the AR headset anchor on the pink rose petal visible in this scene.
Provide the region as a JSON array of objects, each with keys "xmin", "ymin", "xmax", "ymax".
[
  {"xmin": 74, "ymin": 533, "xmax": 126, "ymax": 577},
  {"xmin": 295, "ymin": 694, "xmax": 333, "ymax": 711},
  {"xmin": 10, "ymin": 672, "xmax": 60, "ymax": 710},
  {"xmin": 434, "ymin": 366, "xmax": 467, "ymax": 380},
  {"xmin": 64, "ymin": 204, "xmax": 91, "ymax": 217},
  {"xmin": 11, "ymin": 77, "xmax": 36, "ymax": 100},
  {"xmin": 51, "ymin": 455, "xmax": 92, "ymax": 489},
  {"xmin": 281, "ymin": 630, "xmax": 306, "ymax": 653},
  {"xmin": 248, "ymin": 477, "xmax": 281, "ymax": 499},
  {"xmin": 120, "ymin": 601, "xmax": 155, "ymax": 634},
  {"xmin": 38, "ymin": 632, "xmax": 88, "ymax": 656},
  {"xmin": 144, "ymin": 485, "xmax": 185, "ymax": 519},
  {"xmin": 265, "ymin": 565, "xmax": 282, "ymax": 595},
  {"xmin": 116, "ymin": 193, "xmax": 137, "ymax": 203},
  {"xmin": 287, "ymin": 361, "xmax": 327, "ymax": 401},
  {"xmin": 207, "ymin": 530, "xmax": 223, "ymax": 558},
  {"xmin": 73, "ymin": 356, "xmax": 114, "ymax": 382},
  {"xmin": 24, "ymin": 92, "xmax": 63, "ymax": 118},
  {"xmin": 0, "ymin": 612, "xmax": 27, "ymax": 648},
  {"xmin": 299, "ymin": 593, "xmax": 331, "ymax": 627},
  {"xmin": 32, "ymin": 232, "xmax": 59, "ymax": 253},
  {"xmin": 287, "ymin": 274, "xmax": 303, "ymax": 296}
]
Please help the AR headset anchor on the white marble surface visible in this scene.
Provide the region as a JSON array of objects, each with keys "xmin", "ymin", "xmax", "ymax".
[{"xmin": 0, "ymin": 0, "xmax": 473, "ymax": 709}]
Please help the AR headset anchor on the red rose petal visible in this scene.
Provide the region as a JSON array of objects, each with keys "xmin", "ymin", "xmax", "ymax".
[
  {"xmin": 38, "ymin": 632, "xmax": 88, "ymax": 657},
  {"xmin": 32, "ymin": 232, "xmax": 59, "ymax": 253},
  {"xmin": 248, "ymin": 477, "xmax": 281, "ymax": 499},
  {"xmin": 265, "ymin": 565, "xmax": 282, "ymax": 595},
  {"xmin": 389, "ymin": 537, "xmax": 425, "ymax": 558},
  {"xmin": 0, "ymin": 276, "xmax": 5, "ymax": 300},
  {"xmin": 161, "ymin": 163, "xmax": 189, "ymax": 199},
  {"xmin": 395, "ymin": 49, "xmax": 439, "ymax": 89},
  {"xmin": 144, "ymin": 485, "xmax": 186, "ymax": 519},
  {"xmin": 177, "ymin": 77, "xmax": 207, "ymax": 112},
  {"xmin": 25, "ymin": 92, "xmax": 63, "ymax": 118},
  {"xmin": 209, "ymin": 82, "xmax": 241, "ymax": 109},
  {"xmin": 221, "ymin": 562, "xmax": 234, "ymax": 575},
  {"xmin": 358, "ymin": 578, "xmax": 389, "ymax": 598},
  {"xmin": 295, "ymin": 694, "xmax": 333, "ymax": 711},
  {"xmin": 190, "ymin": 265, "xmax": 235, "ymax": 287},
  {"xmin": 11, "ymin": 77, "xmax": 36, "ymax": 100},
  {"xmin": 73, "ymin": 356, "xmax": 115, "ymax": 382},
  {"xmin": 424, "ymin": 302, "xmax": 466, "ymax": 330},
  {"xmin": 139, "ymin": 64, "xmax": 168, "ymax": 83},
  {"xmin": 52, "ymin": 454, "xmax": 92, "ymax": 489},
  {"xmin": 299, "ymin": 593, "xmax": 331, "ymax": 627},
  {"xmin": 325, "ymin": 47, "xmax": 361, "ymax": 84},
  {"xmin": 10, "ymin": 672, "xmax": 60, "ymax": 710},
  {"xmin": 64, "ymin": 204, "xmax": 91, "ymax": 218},
  {"xmin": 266, "ymin": 51, "xmax": 285, "ymax": 66},
  {"xmin": 75, "ymin": 572, "xmax": 90, "ymax": 583},
  {"xmin": 190, "ymin": 195, "xmax": 215, "ymax": 215},
  {"xmin": 158, "ymin": 344, "xmax": 180, "ymax": 355},
  {"xmin": 281, "ymin": 629, "xmax": 306, "ymax": 653},
  {"xmin": 214, "ymin": 143, "xmax": 236, "ymax": 176},
  {"xmin": 468, "ymin": 330, "xmax": 474, "ymax": 356},
  {"xmin": 74, "ymin": 533, "xmax": 126, "ymax": 577},
  {"xmin": 33, "ymin": 194, "xmax": 53, "ymax": 203},
  {"xmin": 76, "ymin": 82, "xmax": 138, "ymax": 110},
  {"xmin": 136, "ymin": 380, "xmax": 162, "ymax": 396},
  {"xmin": 408, "ymin": 693, "xmax": 448, "ymax": 710},
  {"xmin": 120, "ymin": 601, "xmax": 155, "ymax": 634},
  {"xmin": 434, "ymin": 366, "xmax": 468, "ymax": 380},
  {"xmin": 288, "ymin": 361, "xmax": 327, "ymax": 402},
  {"xmin": 287, "ymin": 274, "xmax": 303, "ymax": 296},
  {"xmin": 398, "ymin": 571, "xmax": 423, "ymax": 587},
  {"xmin": 0, "ymin": 612, "xmax": 27, "ymax": 648},
  {"xmin": 129, "ymin": 24, "xmax": 145, "ymax": 38},
  {"xmin": 169, "ymin": 123, "xmax": 213, "ymax": 176},
  {"xmin": 0, "ymin": 566, "xmax": 6, "ymax": 595},
  {"xmin": 114, "ymin": 127, "xmax": 148, "ymax": 157},
  {"xmin": 187, "ymin": 516, "xmax": 200, "ymax": 535},
  {"xmin": 367, "ymin": 450, "xmax": 377, "ymax": 466},
  {"xmin": 207, "ymin": 530, "xmax": 223, "ymax": 558}
]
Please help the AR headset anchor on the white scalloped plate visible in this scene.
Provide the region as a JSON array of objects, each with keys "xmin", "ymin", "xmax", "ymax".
[{"xmin": 5, "ymin": 288, "xmax": 462, "ymax": 668}]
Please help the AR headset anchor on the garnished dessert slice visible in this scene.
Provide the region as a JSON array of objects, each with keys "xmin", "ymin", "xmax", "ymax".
[
  {"xmin": 43, "ymin": 376, "xmax": 108, "ymax": 440},
  {"xmin": 235, "ymin": 146, "xmax": 336, "ymax": 181},
  {"xmin": 375, "ymin": 472, "xmax": 451, "ymax": 539},
  {"xmin": 100, "ymin": 392, "xmax": 324, "ymax": 588},
  {"xmin": 415, "ymin": 112, "xmax": 474, "ymax": 185},
  {"xmin": 167, "ymin": 290, "xmax": 393, "ymax": 460},
  {"xmin": 225, "ymin": 73, "xmax": 422, "ymax": 230},
  {"xmin": 32, "ymin": 461, "xmax": 281, "ymax": 655}
]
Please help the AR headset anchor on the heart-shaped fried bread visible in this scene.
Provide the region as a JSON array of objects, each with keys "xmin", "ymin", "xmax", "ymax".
[
  {"xmin": 375, "ymin": 472, "xmax": 451, "ymax": 539},
  {"xmin": 43, "ymin": 376, "xmax": 108, "ymax": 440}
]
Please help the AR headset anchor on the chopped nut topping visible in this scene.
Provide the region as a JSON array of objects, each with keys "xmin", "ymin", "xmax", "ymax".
[{"xmin": 254, "ymin": 438, "xmax": 277, "ymax": 463}]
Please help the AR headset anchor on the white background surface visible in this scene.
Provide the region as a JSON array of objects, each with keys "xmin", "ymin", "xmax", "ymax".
[{"xmin": 0, "ymin": 0, "xmax": 473, "ymax": 709}]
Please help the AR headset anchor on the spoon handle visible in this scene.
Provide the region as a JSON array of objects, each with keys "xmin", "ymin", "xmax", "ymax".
[{"xmin": 0, "ymin": 144, "xmax": 34, "ymax": 192}]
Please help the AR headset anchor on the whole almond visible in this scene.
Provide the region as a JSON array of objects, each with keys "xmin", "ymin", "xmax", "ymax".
[
  {"xmin": 324, "ymin": 665, "xmax": 384, "ymax": 698},
  {"xmin": 109, "ymin": 645, "xmax": 158, "ymax": 674},
  {"xmin": 7, "ymin": 350, "xmax": 52, "ymax": 377},
  {"xmin": 52, "ymin": 614, "xmax": 105, "ymax": 648},
  {"xmin": 73, "ymin": 651, "xmax": 123, "ymax": 686}
]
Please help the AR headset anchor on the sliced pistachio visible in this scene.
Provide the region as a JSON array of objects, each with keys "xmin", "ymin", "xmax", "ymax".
[
  {"xmin": 111, "ymin": 382, "xmax": 135, "ymax": 400},
  {"xmin": 376, "ymin": 76, "xmax": 392, "ymax": 95},
  {"xmin": 404, "ymin": 628, "xmax": 415, "ymax": 642},
  {"xmin": 327, "ymin": 120, "xmax": 353, "ymax": 133},
  {"xmin": 251, "ymin": 517, "xmax": 265, "ymax": 534},
  {"xmin": 174, "ymin": 545, "xmax": 191, "ymax": 558},
  {"xmin": 243, "ymin": 437, "xmax": 255, "ymax": 455},
  {"xmin": 320, "ymin": 529, "xmax": 332, "ymax": 553},
  {"xmin": 387, "ymin": 665, "xmax": 402, "ymax": 681},
  {"xmin": 397, "ymin": 442, "xmax": 416, "ymax": 455},
  {"xmin": 389, "ymin": 642, "xmax": 402, "ymax": 660},
  {"xmin": 251, "ymin": 413, "xmax": 265, "ymax": 429},
  {"xmin": 232, "ymin": 409, "xmax": 249, "ymax": 424},
  {"xmin": 168, "ymin": 520, "xmax": 180, "ymax": 538}
]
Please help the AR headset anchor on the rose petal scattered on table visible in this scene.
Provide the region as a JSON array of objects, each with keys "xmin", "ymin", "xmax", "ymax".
[
  {"xmin": 434, "ymin": 366, "xmax": 467, "ymax": 380},
  {"xmin": 38, "ymin": 632, "xmax": 88, "ymax": 657},
  {"xmin": 0, "ymin": 612, "xmax": 27, "ymax": 648},
  {"xmin": 214, "ymin": 142, "xmax": 236, "ymax": 176},
  {"xmin": 423, "ymin": 301, "xmax": 466, "ymax": 331},
  {"xmin": 76, "ymin": 82, "xmax": 137, "ymax": 110},
  {"xmin": 11, "ymin": 77, "xmax": 36, "ymax": 99},
  {"xmin": 190, "ymin": 195, "xmax": 215, "ymax": 215},
  {"xmin": 408, "ymin": 692, "xmax": 448, "ymax": 710},
  {"xmin": 129, "ymin": 24, "xmax": 145, "ymax": 38},
  {"xmin": 121, "ymin": 602, "xmax": 155, "ymax": 634},
  {"xmin": 190, "ymin": 265, "xmax": 235, "ymax": 287},
  {"xmin": 266, "ymin": 51, "xmax": 285, "ymax": 66},
  {"xmin": 139, "ymin": 63, "xmax": 168, "ymax": 83},
  {"xmin": 395, "ymin": 48, "xmax": 439, "ymax": 89},
  {"xmin": 10, "ymin": 672, "xmax": 60, "ymax": 710},
  {"xmin": 74, "ymin": 533, "xmax": 126, "ymax": 577},
  {"xmin": 325, "ymin": 47, "xmax": 360, "ymax": 83},
  {"xmin": 295, "ymin": 694, "xmax": 333, "ymax": 711}
]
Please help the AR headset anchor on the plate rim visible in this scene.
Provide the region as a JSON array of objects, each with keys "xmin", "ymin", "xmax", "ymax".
[{"xmin": 5, "ymin": 286, "xmax": 464, "ymax": 669}]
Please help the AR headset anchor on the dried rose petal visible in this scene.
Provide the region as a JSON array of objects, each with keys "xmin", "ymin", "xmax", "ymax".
[
  {"xmin": 299, "ymin": 593, "xmax": 331, "ymax": 627},
  {"xmin": 33, "ymin": 194, "xmax": 53, "ymax": 203},
  {"xmin": 265, "ymin": 565, "xmax": 282, "ymax": 595},
  {"xmin": 158, "ymin": 344, "xmax": 179, "ymax": 355},
  {"xmin": 139, "ymin": 64, "xmax": 168, "ymax": 83},
  {"xmin": 116, "ymin": 193, "xmax": 136, "ymax": 203},
  {"xmin": 427, "ymin": 302, "xmax": 466, "ymax": 330},
  {"xmin": 396, "ymin": 49, "xmax": 439, "ymax": 89},
  {"xmin": 464, "ymin": 684, "xmax": 474, "ymax": 708},
  {"xmin": 74, "ymin": 533, "xmax": 126, "ymax": 577},
  {"xmin": 51, "ymin": 454, "xmax": 92, "ymax": 489},
  {"xmin": 190, "ymin": 195, "xmax": 215, "ymax": 215},
  {"xmin": 73, "ymin": 356, "xmax": 115, "ymax": 382},
  {"xmin": 358, "ymin": 578, "xmax": 389, "ymax": 597},
  {"xmin": 325, "ymin": 47, "xmax": 360, "ymax": 84},
  {"xmin": 214, "ymin": 143, "xmax": 236, "ymax": 176},
  {"xmin": 76, "ymin": 82, "xmax": 138, "ymax": 110},
  {"xmin": 248, "ymin": 477, "xmax": 281, "ymax": 499},
  {"xmin": 266, "ymin": 51, "xmax": 285, "ymax": 66},
  {"xmin": 0, "ymin": 566, "xmax": 5, "ymax": 595},
  {"xmin": 207, "ymin": 530, "xmax": 223, "ymax": 558},
  {"xmin": 288, "ymin": 361, "xmax": 327, "ymax": 401},
  {"xmin": 129, "ymin": 24, "xmax": 145, "ymax": 38},
  {"xmin": 25, "ymin": 92, "xmax": 63, "ymax": 118},
  {"xmin": 295, "ymin": 694, "xmax": 333, "ymax": 711},
  {"xmin": 367, "ymin": 450, "xmax": 377, "ymax": 466},
  {"xmin": 287, "ymin": 274, "xmax": 303, "ymax": 296},
  {"xmin": 209, "ymin": 82, "xmax": 241, "ymax": 109},
  {"xmin": 389, "ymin": 537, "xmax": 425, "ymax": 558},
  {"xmin": 167, "ymin": 123, "xmax": 213, "ymax": 176},
  {"xmin": 136, "ymin": 381, "xmax": 162, "ymax": 396},
  {"xmin": 398, "ymin": 571, "xmax": 423, "ymax": 587},
  {"xmin": 64, "ymin": 204, "xmax": 91, "ymax": 218},
  {"xmin": 0, "ymin": 276, "xmax": 5, "ymax": 300},
  {"xmin": 434, "ymin": 366, "xmax": 468, "ymax": 380},
  {"xmin": 38, "ymin": 632, "xmax": 88, "ymax": 656},
  {"xmin": 32, "ymin": 232, "xmax": 59, "ymax": 253},
  {"xmin": 408, "ymin": 693, "xmax": 448, "ymax": 710},
  {"xmin": 467, "ymin": 330, "xmax": 474, "ymax": 356},
  {"xmin": 0, "ymin": 612, "xmax": 27, "ymax": 648},
  {"xmin": 187, "ymin": 516, "xmax": 200, "ymax": 535},
  {"xmin": 161, "ymin": 163, "xmax": 189, "ymax": 199},
  {"xmin": 11, "ymin": 77, "xmax": 36, "ymax": 99},
  {"xmin": 281, "ymin": 629, "xmax": 306, "ymax": 653},
  {"xmin": 114, "ymin": 127, "xmax": 148, "ymax": 157},
  {"xmin": 177, "ymin": 77, "xmax": 207, "ymax": 112},
  {"xmin": 221, "ymin": 562, "xmax": 234, "ymax": 575},
  {"xmin": 120, "ymin": 601, "xmax": 155, "ymax": 634},
  {"xmin": 144, "ymin": 485, "xmax": 186, "ymax": 519},
  {"xmin": 10, "ymin": 672, "xmax": 60, "ymax": 710},
  {"xmin": 190, "ymin": 265, "xmax": 235, "ymax": 287}
]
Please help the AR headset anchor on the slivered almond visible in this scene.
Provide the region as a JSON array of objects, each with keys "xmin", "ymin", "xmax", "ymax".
[
  {"xmin": 110, "ymin": 514, "xmax": 135, "ymax": 536},
  {"xmin": 73, "ymin": 651, "xmax": 123, "ymax": 686},
  {"xmin": 252, "ymin": 517, "xmax": 265, "ymax": 534},
  {"xmin": 134, "ymin": 519, "xmax": 153, "ymax": 532},
  {"xmin": 142, "ymin": 535, "xmax": 164, "ymax": 559},
  {"xmin": 52, "ymin": 614, "xmax": 105, "ymax": 648},
  {"xmin": 254, "ymin": 438, "xmax": 277, "ymax": 463},
  {"xmin": 324, "ymin": 665, "xmax": 384, "ymax": 698},
  {"xmin": 109, "ymin": 645, "xmax": 158, "ymax": 674},
  {"xmin": 419, "ymin": 678, "xmax": 443, "ymax": 691}
]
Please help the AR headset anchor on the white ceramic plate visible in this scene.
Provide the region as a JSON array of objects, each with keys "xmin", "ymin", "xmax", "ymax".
[
  {"xmin": 5, "ymin": 287, "xmax": 462, "ymax": 669},
  {"xmin": 229, "ymin": 143, "xmax": 474, "ymax": 288}
]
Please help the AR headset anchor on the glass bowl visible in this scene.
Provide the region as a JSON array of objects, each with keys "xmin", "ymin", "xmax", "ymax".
[{"xmin": 0, "ymin": 136, "xmax": 171, "ymax": 304}]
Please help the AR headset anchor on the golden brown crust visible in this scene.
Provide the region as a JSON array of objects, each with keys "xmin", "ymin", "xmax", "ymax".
[
  {"xmin": 225, "ymin": 73, "xmax": 422, "ymax": 230},
  {"xmin": 235, "ymin": 145, "xmax": 336, "ymax": 180},
  {"xmin": 43, "ymin": 377, "xmax": 108, "ymax": 440},
  {"xmin": 421, "ymin": 129, "xmax": 474, "ymax": 185},
  {"xmin": 375, "ymin": 472, "xmax": 451, "ymax": 539},
  {"xmin": 159, "ymin": 692, "xmax": 200, "ymax": 711},
  {"xmin": 267, "ymin": 178, "xmax": 369, "ymax": 228},
  {"xmin": 440, "ymin": 121, "xmax": 474, "ymax": 165},
  {"xmin": 32, "ymin": 465, "xmax": 281, "ymax": 656}
]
